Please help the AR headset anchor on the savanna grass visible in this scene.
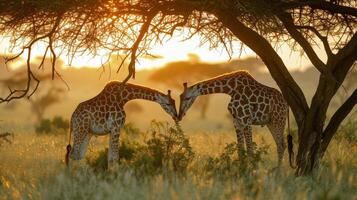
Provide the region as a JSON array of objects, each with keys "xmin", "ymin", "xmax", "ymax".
[{"xmin": 1, "ymin": 120, "xmax": 356, "ymax": 200}]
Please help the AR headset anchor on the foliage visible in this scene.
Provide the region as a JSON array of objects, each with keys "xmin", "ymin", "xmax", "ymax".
[
  {"xmin": 35, "ymin": 119, "xmax": 52, "ymax": 134},
  {"xmin": 86, "ymin": 142, "xmax": 141, "ymax": 172},
  {"xmin": 334, "ymin": 115, "xmax": 357, "ymax": 143},
  {"xmin": 0, "ymin": 119, "xmax": 357, "ymax": 200},
  {"xmin": 35, "ymin": 116, "xmax": 69, "ymax": 134},
  {"xmin": 122, "ymin": 122, "xmax": 141, "ymax": 140},
  {"xmin": 0, "ymin": 0, "xmax": 355, "ymax": 175},
  {"xmin": 195, "ymin": 141, "xmax": 269, "ymax": 179},
  {"xmin": 86, "ymin": 121, "xmax": 272, "ymax": 179},
  {"xmin": 138, "ymin": 121, "xmax": 194, "ymax": 173},
  {"xmin": 52, "ymin": 116, "xmax": 70, "ymax": 131},
  {"xmin": 0, "ymin": 67, "xmax": 66, "ymax": 122},
  {"xmin": 0, "ymin": 0, "xmax": 354, "ymax": 103},
  {"xmin": 0, "ymin": 132, "xmax": 13, "ymax": 147},
  {"xmin": 1, "ymin": 120, "xmax": 357, "ymax": 199},
  {"xmin": 87, "ymin": 121, "xmax": 195, "ymax": 175}
]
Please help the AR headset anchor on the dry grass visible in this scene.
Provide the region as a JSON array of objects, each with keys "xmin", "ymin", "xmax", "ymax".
[{"xmin": 0, "ymin": 122, "xmax": 356, "ymax": 200}]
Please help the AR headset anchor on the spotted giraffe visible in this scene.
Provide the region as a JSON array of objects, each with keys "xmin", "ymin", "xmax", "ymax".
[
  {"xmin": 178, "ymin": 71, "xmax": 293, "ymax": 167},
  {"xmin": 66, "ymin": 81, "xmax": 178, "ymax": 169}
]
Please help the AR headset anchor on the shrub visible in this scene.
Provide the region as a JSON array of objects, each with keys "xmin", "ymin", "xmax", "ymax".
[
  {"xmin": 335, "ymin": 117, "xmax": 357, "ymax": 143},
  {"xmin": 86, "ymin": 148, "xmax": 109, "ymax": 172},
  {"xmin": 86, "ymin": 141, "xmax": 142, "ymax": 172},
  {"xmin": 35, "ymin": 119, "xmax": 52, "ymax": 134},
  {"xmin": 199, "ymin": 141, "xmax": 269, "ymax": 179},
  {"xmin": 35, "ymin": 116, "xmax": 69, "ymax": 134},
  {"xmin": 52, "ymin": 116, "xmax": 69, "ymax": 131},
  {"xmin": 122, "ymin": 123, "xmax": 141, "ymax": 137},
  {"xmin": 136, "ymin": 121, "xmax": 195, "ymax": 173},
  {"xmin": 87, "ymin": 121, "xmax": 195, "ymax": 175}
]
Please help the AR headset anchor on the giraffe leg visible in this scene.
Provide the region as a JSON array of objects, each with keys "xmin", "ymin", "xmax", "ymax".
[
  {"xmin": 243, "ymin": 125, "xmax": 254, "ymax": 162},
  {"xmin": 108, "ymin": 127, "xmax": 121, "ymax": 170},
  {"xmin": 267, "ymin": 122, "xmax": 286, "ymax": 167},
  {"xmin": 68, "ymin": 127, "xmax": 91, "ymax": 169},
  {"xmin": 232, "ymin": 119, "xmax": 246, "ymax": 158},
  {"xmin": 70, "ymin": 128, "xmax": 91, "ymax": 161}
]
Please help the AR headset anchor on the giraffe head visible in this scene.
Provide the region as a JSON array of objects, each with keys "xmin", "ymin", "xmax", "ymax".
[
  {"xmin": 178, "ymin": 82, "xmax": 200, "ymax": 121},
  {"xmin": 156, "ymin": 90, "xmax": 178, "ymax": 121}
]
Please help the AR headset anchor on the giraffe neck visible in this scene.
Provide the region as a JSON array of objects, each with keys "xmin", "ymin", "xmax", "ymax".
[
  {"xmin": 194, "ymin": 78, "xmax": 232, "ymax": 96},
  {"xmin": 123, "ymin": 84, "xmax": 162, "ymax": 103}
]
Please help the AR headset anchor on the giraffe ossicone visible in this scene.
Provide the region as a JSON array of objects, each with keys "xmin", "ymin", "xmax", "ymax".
[
  {"xmin": 66, "ymin": 81, "xmax": 178, "ymax": 169},
  {"xmin": 178, "ymin": 71, "xmax": 293, "ymax": 167}
]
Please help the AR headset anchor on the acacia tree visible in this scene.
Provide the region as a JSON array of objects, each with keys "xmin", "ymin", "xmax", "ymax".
[
  {"xmin": 0, "ymin": 64, "xmax": 66, "ymax": 122},
  {"xmin": 0, "ymin": 0, "xmax": 356, "ymax": 175}
]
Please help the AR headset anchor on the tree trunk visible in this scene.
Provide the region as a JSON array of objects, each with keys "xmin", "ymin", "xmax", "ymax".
[
  {"xmin": 295, "ymin": 72, "xmax": 356, "ymax": 175},
  {"xmin": 295, "ymin": 122, "xmax": 323, "ymax": 175},
  {"xmin": 214, "ymin": 9, "xmax": 357, "ymax": 175},
  {"xmin": 295, "ymin": 90, "xmax": 356, "ymax": 175},
  {"xmin": 320, "ymin": 89, "xmax": 357, "ymax": 157}
]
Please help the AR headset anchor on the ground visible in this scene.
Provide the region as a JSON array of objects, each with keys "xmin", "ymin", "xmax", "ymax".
[{"xmin": 0, "ymin": 121, "xmax": 356, "ymax": 200}]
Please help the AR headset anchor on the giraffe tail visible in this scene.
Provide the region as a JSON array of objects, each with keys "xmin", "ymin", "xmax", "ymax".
[
  {"xmin": 287, "ymin": 108, "xmax": 296, "ymax": 169},
  {"xmin": 65, "ymin": 125, "xmax": 72, "ymax": 167}
]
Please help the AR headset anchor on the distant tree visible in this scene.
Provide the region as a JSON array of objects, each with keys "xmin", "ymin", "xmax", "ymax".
[
  {"xmin": 0, "ymin": 0, "xmax": 356, "ymax": 175},
  {"xmin": 150, "ymin": 54, "xmax": 264, "ymax": 83},
  {"xmin": 28, "ymin": 87, "xmax": 65, "ymax": 122},
  {"xmin": 0, "ymin": 58, "xmax": 66, "ymax": 122}
]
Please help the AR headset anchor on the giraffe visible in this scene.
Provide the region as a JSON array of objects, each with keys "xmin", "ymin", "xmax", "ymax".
[
  {"xmin": 65, "ymin": 81, "xmax": 178, "ymax": 169},
  {"xmin": 178, "ymin": 71, "xmax": 294, "ymax": 167}
]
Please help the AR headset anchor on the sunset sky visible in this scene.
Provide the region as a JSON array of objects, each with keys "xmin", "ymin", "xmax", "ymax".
[{"xmin": 0, "ymin": 32, "xmax": 322, "ymax": 71}]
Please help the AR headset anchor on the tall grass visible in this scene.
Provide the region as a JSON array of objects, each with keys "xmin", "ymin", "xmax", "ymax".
[{"xmin": 0, "ymin": 121, "xmax": 356, "ymax": 200}]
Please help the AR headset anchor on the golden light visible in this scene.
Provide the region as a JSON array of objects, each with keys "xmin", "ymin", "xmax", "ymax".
[{"xmin": 0, "ymin": 32, "xmax": 315, "ymax": 71}]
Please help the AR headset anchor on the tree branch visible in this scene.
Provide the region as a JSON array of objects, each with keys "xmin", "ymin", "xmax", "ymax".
[
  {"xmin": 281, "ymin": 1, "xmax": 357, "ymax": 17},
  {"xmin": 0, "ymin": 14, "xmax": 62, "ymax": 103},
  {"xmin": 306, "ymin": 1, "xmax": 357, "ymax": 17},
  {"xmin": 124, "ymin": 12, "xmax": 156, "ymax": 82},
  {"xmin": 321, "ymin": 89, "xmax": 357, "ymax": 154},
  {"xmin": 214, "ymin": 9, "xmax": 309, "ymax": 125},
  {"xmin": 332, "ymin": 33, "xmax": 357, "ymax": 72},
  {"xmin": 278, "ymin": 12, "xmax": 328, "ymax": 75},
  {"xmin": 295, "ymin": 25, "xmax": 333, "ymax": 57}
]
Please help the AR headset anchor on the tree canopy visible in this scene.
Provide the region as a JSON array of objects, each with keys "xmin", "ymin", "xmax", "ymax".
[
  {"xmin": 0, "ymin": 0, "xmax": 356, "ymax": 175},
  {"xmin": 0, "ymin": 0, "xmax": 355, "ymax": 102}
]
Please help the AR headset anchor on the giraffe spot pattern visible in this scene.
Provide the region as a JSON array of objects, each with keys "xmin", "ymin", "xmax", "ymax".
[
  {"xmin": 191, "ymin": 71, "xmax": 288, "ymax": 167},
  {"xmin": 68, "ymin": 82, "xmax": 175, "ymax": 167}
]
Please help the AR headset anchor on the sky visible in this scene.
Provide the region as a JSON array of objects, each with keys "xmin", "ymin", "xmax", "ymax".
[{"xmin": 0, "ymin": 33, "xmax": 322, "ymax": 71}]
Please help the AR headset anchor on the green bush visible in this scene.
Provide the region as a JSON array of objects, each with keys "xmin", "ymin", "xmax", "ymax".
[
  {"xmin": 86, "ymin": 121, "xmax": 273, "ymax": 178},
  {"xmin": 35, "ymin": 119, "xmax": 52, "ymax": 134},
  {"xmin": 52, "ymin": 116, "xmax": 69, "ymax": 131},
  {"xmin": 136, "ymin": 121, "xmax": 194, "ymax": 173},
  {"xmin": 335, "ymin": 117, "xmax": 357, "ymax": 143},
  {"xmin": 87, "ymin": 121, "xmax": 195, "ymax": 175},
  {"xmin": 122, "ymin": 122, "xmax": 141, "ymax": 138},
  {"xmin": 86, "ymin": 141, "xmax": 142, "ymax": 172},
  {"xmin": 35, "ymin": 116, "xmax": 69, "ymax": 134},
  {"xmin": 86, "ymin": 148, "xmax": 109, "ymax": 172},
  {"xmin": 198, "ymin": 141, "xmax": 269, "ymax": 179}
]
